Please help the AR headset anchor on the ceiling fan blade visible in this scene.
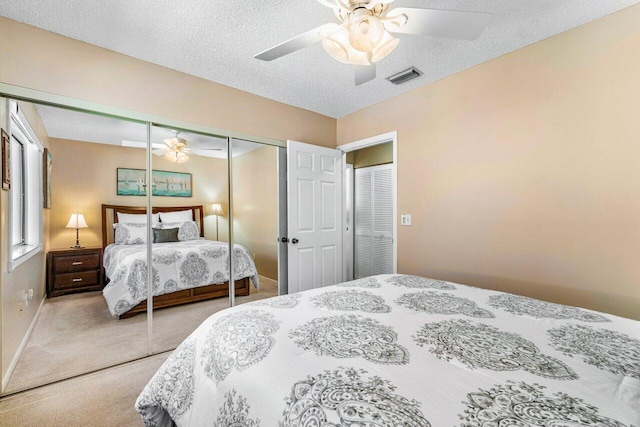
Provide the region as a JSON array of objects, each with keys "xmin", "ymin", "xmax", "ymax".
[
  {"xmin": 190, "ymin": 148, "xmax": 223, "ymax": 157},
  {"xmin": 255, "ymin": 23, "xmax": 338, "ymax": 61},
  {"xmin": 354, "ymin": 63, "xmax": 376, "ymax": 86},
  {"xmin": 122, "ymin": 140, "xmax": 166, "ymax": 149},
  {"xmin": 385, "ymin": 7, "xmax": 492, "ymax": 40}
]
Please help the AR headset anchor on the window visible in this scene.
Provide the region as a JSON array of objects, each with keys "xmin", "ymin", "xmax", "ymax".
[{"xmin": 9, "ymin": 101, "xmax": 43, "ymax": 270}]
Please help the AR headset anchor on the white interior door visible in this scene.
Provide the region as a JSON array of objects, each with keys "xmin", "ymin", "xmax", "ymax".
[
  {"xmin": 287, "ymin": 140, "xmax": 343, "ymax": 293},
  {"xmin": 355, "ymin": 164, "xmax": 394, "ymax": 279}
]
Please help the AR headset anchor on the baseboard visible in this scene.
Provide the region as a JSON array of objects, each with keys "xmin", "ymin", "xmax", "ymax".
[{"xmin": 1, "ymin": 297, "xmax": 46, "ymax": 393}]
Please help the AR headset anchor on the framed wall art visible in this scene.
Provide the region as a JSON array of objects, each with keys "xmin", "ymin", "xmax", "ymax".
[
  {"xmin": 1, "ymin": 129, "xmax": 9, "ymax": 191},
  {"xmin": 117, "ymin": 168, "xmax": 192, "ymax": 197},
  {"xmin": 43, "ymin": 148, "xmax": 52, "ymax": 208}
]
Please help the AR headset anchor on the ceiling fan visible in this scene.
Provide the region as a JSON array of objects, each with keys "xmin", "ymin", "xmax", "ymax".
[
  {"xmin": 254, "ymin": 0, "xmax": 492, "ymax": 86},
  {"xmin": 120, "ymin": 132, "xmax": 223, "ymax": 163},
  {"xmin": 151, "ymin": 132, "xmax": 223, "ymax": 163}
]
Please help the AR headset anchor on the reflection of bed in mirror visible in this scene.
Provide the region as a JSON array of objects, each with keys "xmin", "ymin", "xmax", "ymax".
[{"xmin": 101, "ymin": 204, "xmax": 259, "ymax": 319}]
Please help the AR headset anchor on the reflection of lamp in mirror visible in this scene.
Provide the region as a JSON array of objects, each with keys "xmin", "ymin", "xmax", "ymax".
[
  {"xmin": 66, "ymin": 212, "xmax": 89, "ymax": 249},
  {"xmin": 211, "ymin": 203, "xmax": 224, "ymax": 241}
]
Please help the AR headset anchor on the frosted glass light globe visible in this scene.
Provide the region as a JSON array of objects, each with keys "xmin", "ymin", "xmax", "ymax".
[
  {"xmin": 322, "ymin": 25, "xmax": 371, "ymax": 65},
  {"xmin": 348, "ymin": 13, "xmax": 384, "ymax": 53}
]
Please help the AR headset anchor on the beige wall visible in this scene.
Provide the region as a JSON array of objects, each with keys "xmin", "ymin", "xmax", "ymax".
[
  {"xmin": 1, "ymin": 101, "xmax": 50, "ymax": 382},
  {"xmin": 338, "ymin": 5, "xmax": 640, "ymax": 320},
  {"xmin": 233, "ymin": 146, "xmax": 279, "ymax": 280},
  {"xmin": 48, "ymin": 138, "xmax": 229, "ymax": 249},
  {"xmin": 0, "ymin": 17, "xmax": 336, "ymax": 148}
]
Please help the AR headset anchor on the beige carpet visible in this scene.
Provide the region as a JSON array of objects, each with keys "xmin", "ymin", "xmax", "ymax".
[
  {"xmin": 5, "ymin": 276, "xmax": 277, "ymax": 394},
  {"xmin": 0, "ymin": 352, "xmax": 170, "ymax": 427}
]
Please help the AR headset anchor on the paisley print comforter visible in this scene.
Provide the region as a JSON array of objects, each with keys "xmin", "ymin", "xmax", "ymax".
[
  {"xmin": 102, "ymin": 240, "xmax": 259, "ymax": 316},
  {"xmin": 135, "ymin": 274, "xmax": 640, "ymax": 426}
]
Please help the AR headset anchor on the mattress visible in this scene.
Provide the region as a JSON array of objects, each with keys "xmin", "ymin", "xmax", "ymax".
[{"xmin": 135, "ymin": 274, "xmax": 639, "ymax": 426}]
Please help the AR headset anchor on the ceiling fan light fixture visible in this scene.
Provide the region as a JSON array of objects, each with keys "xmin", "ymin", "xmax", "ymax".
[
  {"xmin": 371, "ymin": 30, "xmax": 399, "ymax": 62},
  {"xmin": 322, "ymin": 26, "xmax": 370, "ymax": 65},
  {"xmin": 322, "ymin": 31, "xmax": 350, "ymax": 63},
  {"xmin": 165, "ymin": 150, "xmax": 189, "ymax": 164},
  {"xmin": 348, "ymin": 13, "xmax": 385, "ymax": 52},
  {"xmin": 163, "ymin": 137, "xmax": 188, "ymax": 149}
]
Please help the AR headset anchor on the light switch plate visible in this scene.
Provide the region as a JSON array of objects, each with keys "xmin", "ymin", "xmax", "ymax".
[{"xmin": 401, "ymin": 214, "xmax": 412, "ymax": 226}]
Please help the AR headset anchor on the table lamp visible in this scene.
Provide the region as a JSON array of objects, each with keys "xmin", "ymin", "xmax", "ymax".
[
  {"xmin": 66, "ymin": 212, "xmax": 88, "ymax": 249},
  {"xmin": 211, "ymin": 203, "xmax": 224, "ymax": 241}
]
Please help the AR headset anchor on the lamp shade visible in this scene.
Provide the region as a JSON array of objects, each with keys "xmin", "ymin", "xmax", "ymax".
[
  {"xmin": 211, "ymin": 203, "xmax": 224, "ymax": 216},
  {"xmin": 66, "ymin": 213, "xmax": 88, "ymax": 229}
]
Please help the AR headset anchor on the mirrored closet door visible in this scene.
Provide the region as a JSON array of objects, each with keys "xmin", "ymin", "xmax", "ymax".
[
  {"xmin": 148, "ymin": 125, "xmax": 231, "ymax": 354},
  {"xmin": 1, "ymin": 100, "xmax": 150, "ymax": 394},
  {"xmin": 0, "ymin": 92, "xmax": 289, "ymax": 395},
  {"xmin": 230, "ymin": 138, "xmax": 283, "ymax": 307}
]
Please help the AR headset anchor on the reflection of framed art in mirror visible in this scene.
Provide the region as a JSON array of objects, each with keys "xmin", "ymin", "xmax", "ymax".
[
  {"xmin": 116, "ymin": 167, "xmax": 192, "ymax": 197},
  {"xmin": 1, "ymin": 128, "xmax": 9, "ymax": 191},
  {"xmin": 43, "ymin": 148, "xmax": 52, "ymax": 208}
]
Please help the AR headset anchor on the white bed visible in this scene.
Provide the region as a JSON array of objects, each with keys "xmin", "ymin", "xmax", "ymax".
[
  {"xmin": 103, "ymin": 240, "xmax": 259, "ymax": 317},
  {"xmin": 135, "ymin": 274, "xmax": 640, "ymax": 426},
  {"xmin": 101, "ymin": 204, "xmax": 259, "ymax": 318}
]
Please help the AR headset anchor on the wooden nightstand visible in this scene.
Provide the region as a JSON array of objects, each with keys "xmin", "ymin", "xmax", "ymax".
[{"xmin": 47, "ymin": 247, "xmax": 104, "ymax": 297}]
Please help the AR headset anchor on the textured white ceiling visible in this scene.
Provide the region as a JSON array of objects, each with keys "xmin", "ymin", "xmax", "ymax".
[{"xmin": 2, "ymin": 1, "xmax": 638, "ymax": 118}]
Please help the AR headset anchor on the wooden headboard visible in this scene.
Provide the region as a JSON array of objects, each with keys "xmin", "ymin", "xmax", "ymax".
[{"xmin": 101, "ymin": 204, "xmax": 205, "ymax": 248}]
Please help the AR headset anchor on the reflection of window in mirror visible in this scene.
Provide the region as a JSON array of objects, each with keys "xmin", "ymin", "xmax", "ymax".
[{"xmin": 8, "ymin": 101, "xmax": 44, "ymax": 270}]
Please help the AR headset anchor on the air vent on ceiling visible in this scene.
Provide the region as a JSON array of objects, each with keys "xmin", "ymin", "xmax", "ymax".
[{"xmin": 386, "ymin": 67, "xmax": 423, "ymax": 85}]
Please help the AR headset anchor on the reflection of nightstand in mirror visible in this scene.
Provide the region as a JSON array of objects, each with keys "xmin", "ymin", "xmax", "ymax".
[{"xmin": 46, "ymin": 247, "xmax": 103, "ymax": 297}]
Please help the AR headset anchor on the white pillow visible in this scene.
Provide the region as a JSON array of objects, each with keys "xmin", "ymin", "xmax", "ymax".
[
  {"xmin": 117, "ymin": 212, "xmax": 160, "ymax": 224},
  {"xmin": 159, "ymin": 210, "xmax": 193, "ymax": 223},
  {"xmin": 160, "ymin": 221, "xmax": 200, "ymax": 241},
  {"xmin": 113, "ymin": 223, "xmax": 147, "ymax": 245}
]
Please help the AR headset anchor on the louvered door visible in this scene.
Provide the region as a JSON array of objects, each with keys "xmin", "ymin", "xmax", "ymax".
[{"xmin": 354, "ymin": 164, "xmax": 394, "ymax": 279}]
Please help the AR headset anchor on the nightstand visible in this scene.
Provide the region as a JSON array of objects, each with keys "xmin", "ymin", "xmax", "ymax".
[{"xmin": 47, "ymin": 247, "xmax": 104, "ymax": 297}]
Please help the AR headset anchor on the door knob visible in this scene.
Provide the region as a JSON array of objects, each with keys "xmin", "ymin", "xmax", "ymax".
[
  {"xmin": 280, "ymin": 237, "xmax": 289, "ymax": 243},
  {"xmin": 291, "ymin": 238, "xmax": 299, "ymax": 244}
]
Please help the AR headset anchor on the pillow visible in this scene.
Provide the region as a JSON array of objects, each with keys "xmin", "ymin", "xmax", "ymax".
[
  {"xmin": 159, "ymin": 210, "xmax": 192, "ymax": 223},
  {"xmin": 153, "ymin": 227, "xmax": 179, "ymax": 243},
  {"xmin": 113, "ymin": 223, "xmax": 147, "ymax": 245},
  {"xmin": 117, "ymin": 212, "xmax": 160, "ymax": 224},
  {"xmin": 160, "ymin": 221, "xmax": 200, "ymax": 241}
]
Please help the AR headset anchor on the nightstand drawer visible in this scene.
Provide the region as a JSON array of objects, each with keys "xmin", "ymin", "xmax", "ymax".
[
  {"xmin": 53, "ymin": 271, "xmax": 100, "ymax": 289},
  {"xmin": 53, "ymin": 253, "xmax": 100, "ymax": 274}
]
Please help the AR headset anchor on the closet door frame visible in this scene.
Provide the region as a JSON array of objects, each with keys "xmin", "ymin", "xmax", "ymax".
[{"xmin": 337, "ymin": 131, "xmax": 397, "ymax": 278}]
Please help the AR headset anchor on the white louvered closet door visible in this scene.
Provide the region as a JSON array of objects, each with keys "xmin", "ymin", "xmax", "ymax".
[{"xmin": 354, "ymin": 164, "xmax": 394, "ymax": 279}]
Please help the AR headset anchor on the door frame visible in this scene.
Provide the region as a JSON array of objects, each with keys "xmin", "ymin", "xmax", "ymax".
[{"xmin": 337, "ymin": 131, "xmax": 398, "ymax": 277}]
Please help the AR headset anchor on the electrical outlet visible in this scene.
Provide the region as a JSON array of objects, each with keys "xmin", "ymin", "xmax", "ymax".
[{"xmin": 401, "ymin": 214, "xmax": 412, "ymax": 226}]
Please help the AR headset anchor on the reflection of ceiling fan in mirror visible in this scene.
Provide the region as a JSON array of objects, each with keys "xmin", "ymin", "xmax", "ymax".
[
  {"xmin": 154, "ymin": 132, "xmax": 223, "ymax": 164},
  {"xmin": 255, "ymin": 0, "xmax": 492, "ymax": 85},
  {"xmin": 122, "ymin": 132, "xmax": 223, "ymax": 164}
]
